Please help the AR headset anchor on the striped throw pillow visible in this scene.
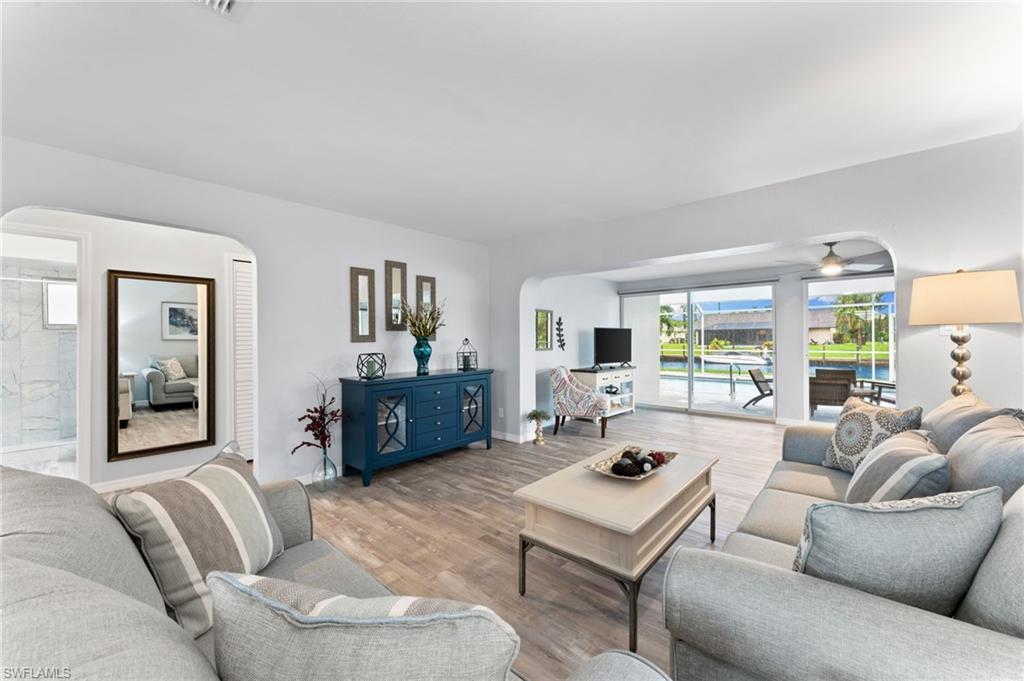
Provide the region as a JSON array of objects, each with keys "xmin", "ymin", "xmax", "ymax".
[
  {"xmin": 845, "ymin": 430, "xmax": 949, "ymax": 503},
  {"xmin": 207, "ymin": 572, "xmax": 520, "ymax": 681},
  {"xmin": 113, "ymin": 442, "xmax": 284, "ymax": 637}
]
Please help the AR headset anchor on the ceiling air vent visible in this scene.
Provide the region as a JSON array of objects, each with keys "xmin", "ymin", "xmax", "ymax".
[{"xmin": 195, "ymin": 0, "xmax": 233, "ymax": 15}]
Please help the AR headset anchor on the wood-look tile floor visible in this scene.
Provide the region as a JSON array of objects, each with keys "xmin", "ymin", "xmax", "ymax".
[{"xmin": 309, "ymin": 409, "xmax": 785, "ymax": 681}]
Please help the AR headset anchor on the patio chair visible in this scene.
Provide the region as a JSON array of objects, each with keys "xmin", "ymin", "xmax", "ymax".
[
  {"xmin": 550, "ymin": 366, "xmax": 613, "ymax": 437},
  {"xmin": 808, "ymin": 369, "xmax": 881, "ymax": 415},
  {"xmin": 742, "ymin": 369, "xmax": 773, "ymax": 409}
]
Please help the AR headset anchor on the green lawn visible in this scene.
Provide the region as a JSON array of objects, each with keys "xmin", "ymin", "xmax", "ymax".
[{"xmin": 660, "ymin": 342, "xmax": 889, "ymax": 357}]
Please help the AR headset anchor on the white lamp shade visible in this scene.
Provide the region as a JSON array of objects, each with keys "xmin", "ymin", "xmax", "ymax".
[{"xmin": 909, "ymin": 270, "xmax": 1023, "ymax": 326}]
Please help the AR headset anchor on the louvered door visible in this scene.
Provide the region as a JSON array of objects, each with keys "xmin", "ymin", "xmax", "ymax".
[{"xmin": 231, "ymin": 259, "xmax": 256, "ymax": 454}]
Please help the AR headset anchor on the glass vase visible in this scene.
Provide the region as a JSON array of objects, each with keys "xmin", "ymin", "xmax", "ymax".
[
  {"xmin": 312, "ymin": 449, "xmax": 338, "ymax": 492},
  {"xmin": 413, "ymin": 336, "xmax": 432, "ymax": 375}
]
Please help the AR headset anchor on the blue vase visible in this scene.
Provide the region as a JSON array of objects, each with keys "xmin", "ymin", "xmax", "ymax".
[{"xmin": 413, "ymin": 337, "xmax": 432, "ymax": 375}]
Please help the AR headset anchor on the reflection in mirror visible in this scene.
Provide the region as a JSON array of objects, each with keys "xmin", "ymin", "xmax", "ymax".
[
  {"xmin": 350, "ymin": 267, "xmax": 376, "ymax": 342},
  {"xmin": 109, "ymin": 270, "xmax": 215, "ymax": 461},
  {"xmin": 415, "ymin": 275, "xmax": 437, "ymax": 340},
  {"xmin": 384, "ymin": 260, "xmax": 407, "ymax": 331}
]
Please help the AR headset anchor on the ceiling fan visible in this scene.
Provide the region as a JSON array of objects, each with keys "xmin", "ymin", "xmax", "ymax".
[{"xmin": 776, "ymin": 241, "xmax": 889, "ymax": 277}]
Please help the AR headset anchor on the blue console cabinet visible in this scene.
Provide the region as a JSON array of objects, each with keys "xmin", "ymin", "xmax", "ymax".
[{"xmin": 339, "ymin": 369, "xmax": 493, "ymax": 486}]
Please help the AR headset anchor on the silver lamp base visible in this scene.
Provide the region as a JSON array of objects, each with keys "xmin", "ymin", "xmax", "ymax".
[{"xmin": 949, "ymin": 325, "xmax": 972, "ymax": 396}]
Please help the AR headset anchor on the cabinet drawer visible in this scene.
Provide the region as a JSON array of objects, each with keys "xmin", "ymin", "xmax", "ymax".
[
  {"xmin": 416, "ymin": 427, "xmax": 458, "ymax": 450},
  {"xmin": 415, "ymin": 383, "xmax": 456, "ymax": 403},
  {"xmin": 418, "ymin": 397, "xmax": 457, "ymax": 415},
  {"xmin": 416, "ymin": 412, "xmax": 458, "ymax": 434}
]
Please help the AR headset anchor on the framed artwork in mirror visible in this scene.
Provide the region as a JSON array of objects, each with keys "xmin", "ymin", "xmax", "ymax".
[
  {"xmin": 415, "ymin": 275, "xmax": 437, "ymax": 340},
  {"xmin": 384, "ymin": 260, "xmax": 407, "ymax": 331},
  {"xmin": 535, "ymin": 309, "xmax": 553, "ymax": 350},
  {"xmin": 350, "ymin": 267, "xmax": 376, "ymax": 342},
  {"xmin": 107, "ymin": 270, "xmax": 216, "ymax": 462}
]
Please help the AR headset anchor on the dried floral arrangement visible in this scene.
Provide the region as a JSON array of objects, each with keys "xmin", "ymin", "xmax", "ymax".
[
  {"xmin": 399, "ymin": 298, "xmax": 446, "ymax": 338},
  {"xmin": 291, "ymin": 374, "xmax": 346, "ymax": 455}
]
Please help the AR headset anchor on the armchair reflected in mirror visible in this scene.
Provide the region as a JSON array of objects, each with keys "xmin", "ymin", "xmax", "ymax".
[{"xmin": 108, "ymin": 270, "xmax": 215, "ymax": 461}]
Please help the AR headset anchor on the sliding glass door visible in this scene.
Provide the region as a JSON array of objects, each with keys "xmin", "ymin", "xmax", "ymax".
[
  {"xmin": 689, "ymin": 285, "xmax": 774, "ymax": 416},
  {"xmin": 622, "ymin": 284, "xmax": 775, "ymax": 418}
]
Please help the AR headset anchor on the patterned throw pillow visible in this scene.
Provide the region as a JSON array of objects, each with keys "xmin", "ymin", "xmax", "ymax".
[
  {"xmin": 823, "ymin": 398, "xmax": 923, "ymax": 473},
  {"xmin": 793, "ymin": 488, "xmax": 1003, "ymax": 615},
  {"xmin": 845, "ymin": 430, "xmax": 949, "ymax": 503},
  {"xmin": 207, "ymin": 572, "xmax": 520, "ymax": 681},
  {"xmin": 156, "ymin": 357, "xmax": 187, "ymax": 381},
  {"xmin": 112, "ymin": 442, "xmax": 284, "ymax": 637}
]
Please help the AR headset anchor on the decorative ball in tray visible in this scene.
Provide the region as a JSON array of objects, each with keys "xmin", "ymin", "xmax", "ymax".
[{"xmin": 585, "ymin": 446, "xmax": 678, "ymax": 481}]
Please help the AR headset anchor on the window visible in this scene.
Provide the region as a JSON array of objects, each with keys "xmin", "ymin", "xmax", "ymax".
[{"xmin": 44, "ymin": 280, "xmax": 77, "ymax": 328}]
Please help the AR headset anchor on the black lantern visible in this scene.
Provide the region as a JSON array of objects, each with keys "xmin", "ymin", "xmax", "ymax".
[
  {"xmin": 356, "ymin": 353, "xmax": 387, "ymax": 380},
  {"xmin": 456, "ymin": 338, "xmax": 478, "ymax": 371}
]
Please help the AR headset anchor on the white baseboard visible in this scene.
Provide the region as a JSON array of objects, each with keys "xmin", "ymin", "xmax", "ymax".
[
  {"xmin": 494, "ymin": 431, "xmax": 530, "ymax": 444},
  {"xmin": 775, "ymin": 417, "xmax": 809, "ymax": 426},
  {"xmin": 91, "ymin": 464, "xmax": 198, "ymax": 494}
]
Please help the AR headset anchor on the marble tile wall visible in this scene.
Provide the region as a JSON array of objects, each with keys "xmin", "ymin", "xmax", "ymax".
[{"xmin": 1, "ymin": 257, "xmax": 77, "ymax": 448}]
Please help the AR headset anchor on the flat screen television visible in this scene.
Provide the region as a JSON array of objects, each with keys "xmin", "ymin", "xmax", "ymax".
[{"xmin": 594, "ymin": 327, "xmax": 632, "ymax": 367}]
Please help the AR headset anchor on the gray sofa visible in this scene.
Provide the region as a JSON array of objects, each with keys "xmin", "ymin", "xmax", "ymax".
[
  {"xmin": 0, "ymin": 465, "xmax": 667, "ymax": 681},
  {"xmin": 664, "ymin": 420, "xmax": 1024, "ymax": 681},
  {"xmin": 143, "ymin": 353, "xmax": 200, "ymax": 407}
]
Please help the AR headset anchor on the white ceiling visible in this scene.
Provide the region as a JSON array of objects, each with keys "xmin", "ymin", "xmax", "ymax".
[
  {"xmin": 3, "ymin": 2, "xmax": 1020, "ymax": 244},
  {"xmin": 591, "ymin": 240, "xmax": 889, "ymax": 283}
]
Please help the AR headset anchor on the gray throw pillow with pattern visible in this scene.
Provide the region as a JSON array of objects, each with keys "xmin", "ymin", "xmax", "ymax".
[
  {"xmin": 207, "ymin": 572, "xmax": 520, "ymax": 681},
  {"xmin": 845, "ymin": 430, "xmax": 948, "ymax": 503},
  {"xmin": 112, "ymin": 442, "xmax": 284, "ymax": 638},
  {"xmin": 823, "ymin": 398, "xmax": 923, "ymax": 473},
  {"xmin": 793, "ymin": 487, "xmax": 1003, "ymax": 615}
]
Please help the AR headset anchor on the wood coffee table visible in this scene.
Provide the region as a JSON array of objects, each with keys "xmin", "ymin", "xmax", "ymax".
[{"xmin": 514, "ymin": 444, "xmax": 717, "ymax": 652}]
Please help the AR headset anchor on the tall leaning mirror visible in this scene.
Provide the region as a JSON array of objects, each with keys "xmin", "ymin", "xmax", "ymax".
[
  {"xmin": 416, "ymin": 275, "xmax": 437, "ymax": 340},
  {"xmin": 350, "ymin": 267, "xmax": 376, "ymax": 342},
  {"xmin": 108, "ymin": 270, "xmax": 215, "ymax": 461},
  {"xmin": 384, "ymin": 260, "xmax": 407, "ymax": 331}
]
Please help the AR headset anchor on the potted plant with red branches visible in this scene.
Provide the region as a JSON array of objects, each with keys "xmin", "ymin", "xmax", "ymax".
[{"xmin": 291, "ymin": 375, "xmax": 347, "ymax": 492}]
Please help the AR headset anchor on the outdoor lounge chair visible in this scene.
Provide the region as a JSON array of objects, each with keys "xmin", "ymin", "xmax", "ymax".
[{"xmin": 742, "ymin": 368, "xmax": 774, "ymax": 409}]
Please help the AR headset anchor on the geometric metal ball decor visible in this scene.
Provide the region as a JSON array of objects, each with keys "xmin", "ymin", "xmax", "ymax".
[
  {"xmin": 456, "ymin": 338, "xmax": 478, "ymax": 372},
  {"xmin": 356, "ymin": 352, "xmax": 387, "ymax": 380}
]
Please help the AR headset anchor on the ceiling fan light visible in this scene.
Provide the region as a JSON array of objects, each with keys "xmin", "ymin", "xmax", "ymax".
[
  {"xmin": 820, "ymin": 259, "xmax": 844, "ymax": 276},
  {"xmin": 818, "ymin": 242, "xmax": 844, "ymax": 276}
]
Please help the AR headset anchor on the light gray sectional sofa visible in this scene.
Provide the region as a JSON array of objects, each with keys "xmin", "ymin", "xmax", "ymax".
[
  {"xmin": 143, "ymin": 353, "xmax": 200, "ymax": 407},
  {"xmin": 0, "ymin": 465, "xmax": 667, "ymax": 681},
  {"xmin": 664, "ymin": 410, "xmax": 1024, "ymax": 681}
]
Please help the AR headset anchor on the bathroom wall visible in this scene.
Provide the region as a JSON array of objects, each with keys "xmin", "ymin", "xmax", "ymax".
[{"xmin": 1, "ymin": 256, "xmax": 78, "ymax": 447}]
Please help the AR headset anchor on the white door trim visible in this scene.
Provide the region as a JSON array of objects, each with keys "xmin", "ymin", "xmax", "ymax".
[{"xmin": 1, "ymin": 218, "xmax": 93, "ymax": 484}]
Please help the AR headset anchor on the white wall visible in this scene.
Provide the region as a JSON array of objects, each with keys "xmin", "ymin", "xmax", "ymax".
[
  {"xmin": 4, "ymin": 211, "xmax": 249, "ymax": 484},
  {"xmin": 2, "ymin": 137, "xmax": 491, "ymax": 485},
  {"xmin": 492, "ymin": 129, "xmax": 1023, "ymax": 438},
  {"xmin": 528, "ymin": 275, "xmax": 619, "ymax": 433},
  {"xmin": 118, "ymin": 279, "xmax": 199, "ymax": 399}
]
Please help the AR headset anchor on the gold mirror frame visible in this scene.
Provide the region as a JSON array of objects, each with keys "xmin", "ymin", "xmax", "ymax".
[{"xmin": 535, "ymin": 309, "xmax": 553, "ymax": 351}]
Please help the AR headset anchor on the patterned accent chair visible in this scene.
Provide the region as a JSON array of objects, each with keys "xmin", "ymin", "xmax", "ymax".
[{"xmin": 550, "ymin": 366, "xmax": 614, "ymax": 437}]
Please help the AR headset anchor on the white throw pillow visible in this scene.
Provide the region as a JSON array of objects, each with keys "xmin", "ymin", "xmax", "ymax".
[{"xmin": 156, "ymin": 357, "xmax": 187, "ymax": 381}]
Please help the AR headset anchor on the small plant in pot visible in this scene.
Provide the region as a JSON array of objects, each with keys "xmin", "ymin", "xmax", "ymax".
[
  {"xmin": 291, "ymin": 374, "xmax": 347, "ymax": 492},
  {"xmin": 399, "ymin": 299, "xmax": 446, "ymax": 375},
  {"xmin": 525, "ymin": 409, "xmax": 551, "ymax": 445}
]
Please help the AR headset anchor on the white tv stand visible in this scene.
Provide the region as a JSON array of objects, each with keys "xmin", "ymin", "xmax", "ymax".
[{"xmin": 570, "ymin": 366, "xmax": 637, "ymax": 420}]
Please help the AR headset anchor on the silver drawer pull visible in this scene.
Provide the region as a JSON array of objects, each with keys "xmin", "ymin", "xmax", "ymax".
[
  {"xmin": 434, "ymin": 390, "xmax": 442, "ymax": 395},
  {"xmin": 435, "ymin": 405, "xmax": 442, "ymax": 410},
  {"xmin": 435, "ymin": 436, "xmax": 442, "ymax": 441},
  {"xmin": 435, "ymin": 420, "xmax": 442, "ymax": 426}
]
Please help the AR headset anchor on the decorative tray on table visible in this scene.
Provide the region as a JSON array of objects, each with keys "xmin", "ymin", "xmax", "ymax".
[{"xmin": 584, "ymin": 445, "xmax": 678, "ymax": 481}]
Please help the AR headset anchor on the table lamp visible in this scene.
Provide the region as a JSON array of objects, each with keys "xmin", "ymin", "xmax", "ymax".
[{"xmin": 909, "ymin": 269, "xmax": 1023, "ymax": 395}]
